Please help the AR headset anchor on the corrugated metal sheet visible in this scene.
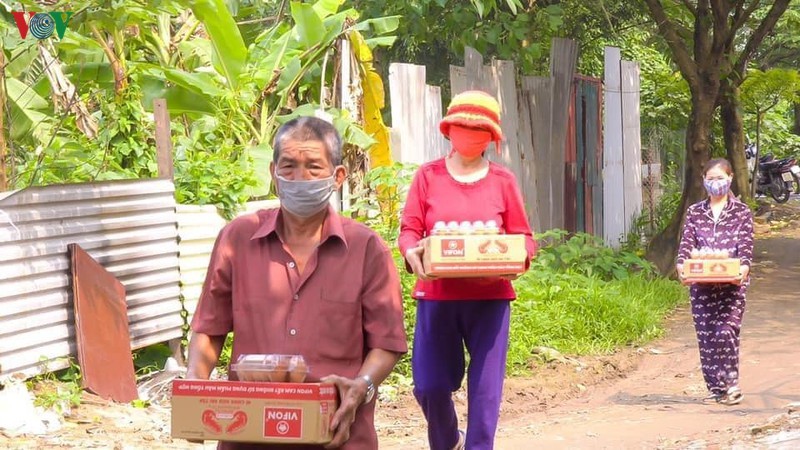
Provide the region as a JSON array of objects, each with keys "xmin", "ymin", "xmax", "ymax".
[
  {"xmin": 178, "ymin": 200, "xmax": 280, "ymax": 325},
  {"xmin": 389, "ymin": 63, "xmax": 448, "ymax": 165},
  {"xmin": 177, "ymin": 204, "xmax": 226, "ymax": 325},
  {"xmin": 548, "ymin": 38, "xmax": 578, "ymax": 231},
  {"xmin": 492, "ymin": 60, "xmax": 524, "ymax": 196},
  {"xmin": 424, "ymin": 85, "xmax": 449, "ymax": 161},
  {"xmin": 603, "ymin": 47, "xmax": 625, "ymax": 247},
  {"xmin": 522, "ymin": 76, "xmax": 553, "ymax": 232},
  {"xmin": 583, "ymin": 77, "xmax": 604, "ymax": 237},
  {"xmin": 575, "ymin": 80, "xmax": 586, "ymax": 233},
  {"xmin": 565, "ymin": 80, "xmax": 578, "ymax": 233},
  {"xmin": 621, "ymin": 60, "xmax": 643, "ymax": 234},
  {"xmin": 567, "ymin": 76, "xmax": 604, "ymax": 235},
  {"xmin": 0, "ymin": 179, "xmax": 183, "ymax": 378},
  {"xmin": 516, "ymin": 83, "xmax": 542, "ymax": 233}
]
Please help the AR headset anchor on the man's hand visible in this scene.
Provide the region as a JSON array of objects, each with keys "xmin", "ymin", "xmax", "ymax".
[
  {"xmin": 183, "ymin": 332, "xmax": 226, "ymax": 445},
  {"xmin": 405, "ymin": 242, "xmax": 434, "ymax": 281},
  {"xmin": 319, "ymin": 374, "xmax": 369, "ymax": 449}
]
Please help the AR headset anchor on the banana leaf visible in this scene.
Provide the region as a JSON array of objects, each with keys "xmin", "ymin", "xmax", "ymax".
[
  {"xmin": 140, "ymin": 75, "xmax": 216, "ymax": 115},
  {"xmin": 187, "ymin": 0, "xmax": 247, "ymax": 89},
  {"xmin": 244, "ymin": 142, "xmax": 273, "ymax": 198},
  {"xmin": 348, "ymin": 30, "xmax": 393, "ymax": 168},
  {"xmin": 5, "ymin": 77, "xmax": 53, "ymax": 142},
  {"xmin": 291, "ymin": 1, "xmax": 325, "ymax": 49}
]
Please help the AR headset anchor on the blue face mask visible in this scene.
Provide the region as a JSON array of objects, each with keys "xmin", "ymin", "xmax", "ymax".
[
  {"xmin": 276, "ymin": 175, "xmax": 335, "ymax": 218},
  {"xmin": 704, "ymin": 178, "xmax": 731, "ymax": 197}
]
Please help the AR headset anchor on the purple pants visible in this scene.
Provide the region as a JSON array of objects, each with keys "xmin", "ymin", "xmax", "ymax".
[
  {"xmin": 412, "ymin": 299, "xmax": 510, "ymax": 450},
  {"xmin": 690, "ymin": 283, "xmax": 747, "ymax": 395}
]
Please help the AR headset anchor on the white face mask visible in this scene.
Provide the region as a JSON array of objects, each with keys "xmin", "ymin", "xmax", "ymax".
[{"xmin": 276, "ymin": 175, "xmax": 335, "ymax": 218}]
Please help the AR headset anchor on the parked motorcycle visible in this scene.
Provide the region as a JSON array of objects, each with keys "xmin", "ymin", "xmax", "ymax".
[
  {"xmin": 745, "ymin": 143, "xmax": 794, "ymax": 203},
  {"xmin": 759, "ymin": 153, "xmax": 800, "ymax": 195}
]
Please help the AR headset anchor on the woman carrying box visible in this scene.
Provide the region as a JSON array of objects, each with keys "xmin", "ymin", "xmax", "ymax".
[
  {"xmin": 399, "ymin": 90, "xmax": 536, "ymax": 450},
  {"xmin": 676, "ymin": 158, "xmax": 754, "ymax": 406}
]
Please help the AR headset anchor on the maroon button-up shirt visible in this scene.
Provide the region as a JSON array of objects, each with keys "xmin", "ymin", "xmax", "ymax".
[{"xmin": 191, "ymin": 207, "xmax": 408, "ymax": 450}]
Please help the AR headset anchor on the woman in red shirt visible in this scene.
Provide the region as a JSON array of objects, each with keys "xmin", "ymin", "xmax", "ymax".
[{"xmin": 399, "ymin": 90, "xmax": 536, "ymax": 450}]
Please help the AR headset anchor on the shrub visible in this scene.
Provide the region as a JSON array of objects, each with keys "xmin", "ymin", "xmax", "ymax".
[{"xmin": 348, "ymin": 164, "xmax": 688, "ymax": 382}]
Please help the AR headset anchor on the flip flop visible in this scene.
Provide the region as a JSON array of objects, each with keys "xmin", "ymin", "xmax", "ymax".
[
  {"xmin": 720, "ymin": 387, "xmax": 743, "ymax": 405},
  {"xmin": 452, "ymin": 429, "xmax": 466, "ymax": 450}
]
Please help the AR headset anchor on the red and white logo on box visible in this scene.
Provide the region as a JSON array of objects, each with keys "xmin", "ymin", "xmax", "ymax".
[
  {"xmin": 441, "ymin": 239, "xmax": 465, "ymax": 257},
  {"xmin": 263, "ymin": 407, "xmax": 303, "ymax": 439}
]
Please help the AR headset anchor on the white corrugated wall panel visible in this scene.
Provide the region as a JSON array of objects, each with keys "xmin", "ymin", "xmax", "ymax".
[
  {"xmin": 603, "ymin": 47, "xmax": 626, "ymax": 247},
  {"xmin": 176, "ymin": 200, "xmax": 279, "ymax": 326},
  {"xmin": 177, "ymin": 204, "xmax": 226, "ymax": 325},
  {"xmin": 621, "ymin": 60, "xmax": 643, "ymax": 234},
  {"xmin": 0, "ymin": 179, "xmax": 183, "ymax": 379}
]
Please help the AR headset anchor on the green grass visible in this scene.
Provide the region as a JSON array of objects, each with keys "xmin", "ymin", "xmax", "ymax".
[
  {"xmin": 506, "ymin": 270, "xmax": 686, "ymax": 374},
  {"xmin": 390, "ymin": 231, "xmax": 688, "ymax": 379},
  {"xmin": 203, "ymin": 231, "xmax": 687, "ymax": 384}
]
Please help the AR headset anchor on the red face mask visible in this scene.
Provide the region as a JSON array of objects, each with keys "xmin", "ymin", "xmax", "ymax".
[{"xmin": 449, "ymin": 126, "xmax": 493, "ymax": 158}]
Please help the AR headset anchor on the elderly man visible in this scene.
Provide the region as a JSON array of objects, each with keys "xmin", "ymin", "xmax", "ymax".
[{"xmin": 186, "ymin": 116, "xmax": 408, "ymax": 450}]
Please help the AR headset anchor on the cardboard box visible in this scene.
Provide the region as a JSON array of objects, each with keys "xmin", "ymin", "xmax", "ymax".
[
  {"xmin": 422, "ymin": 234, "xmax": 527, "ymax": 278},
  {"xmin": 171, "ymin": 380, "xmax": 337, "ymax": 445},
  {"xmin": 682, "ymin": 258, "xmax": 741, "ymax": 283}
]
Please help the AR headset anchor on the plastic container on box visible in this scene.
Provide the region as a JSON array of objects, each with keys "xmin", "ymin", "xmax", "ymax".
[{"xmin": 231, "ymin": 354, "xmax": 309, "ymax": 383}]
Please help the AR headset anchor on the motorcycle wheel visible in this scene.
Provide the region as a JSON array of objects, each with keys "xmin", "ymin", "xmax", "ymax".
[
  {"xmin": 793, "ymin": 172, "xmax": 800, "ymax": 194},
  {"xmin": 770, "ymin": 176, "xmax": 791, "ymax": 203}
]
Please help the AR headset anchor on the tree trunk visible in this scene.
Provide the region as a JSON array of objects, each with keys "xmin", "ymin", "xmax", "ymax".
[
  {"xmin": 751, "ymin": 112, "xmax": 762, "ymax": 197},
  {"xmin": 719, "ymin": 82, "xmax": 750, "ymax": 200},
  {"xmin": 0, "ymin": 50, "xmax": 6, "ymax": 192},
  {"xmin": 646, "ymin": 93, "xmax": 716, "ymax": 275},
  {"xmin": 90, "ymin": 26, "xmax": 127, "ymax": 95},
  {"xmin": 794, "ymin": 103, "xmax": 800, "ymax": 135}
]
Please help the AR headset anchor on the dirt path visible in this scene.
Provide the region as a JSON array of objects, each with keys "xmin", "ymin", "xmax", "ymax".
[
  {"xmin": 3, "ymin": 205, "xmax": 800, "ymax": 450},
  {"xmin": 379, "ymin": 207, "xmax": 800, "ymax": 449}
]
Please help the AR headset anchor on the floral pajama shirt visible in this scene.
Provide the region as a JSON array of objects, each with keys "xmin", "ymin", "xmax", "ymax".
[{"xmin": 677, "ymin": 197, "xmax": 755, "ymax": 395}]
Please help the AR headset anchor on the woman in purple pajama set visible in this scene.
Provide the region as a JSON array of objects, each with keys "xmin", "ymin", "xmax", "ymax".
[{"xmin": 676, "ymin": 158, "xmax": 754, "ymax": 406}]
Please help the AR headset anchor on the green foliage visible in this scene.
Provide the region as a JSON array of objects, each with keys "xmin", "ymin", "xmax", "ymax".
[
  {"xmin": 741, "ymin": 69, "xmax": 800, "ymax": 115},
  {"xmin": 132, "ymin": 343, "xmax": 174, "ymax": 375},
  {"xmin": 352, "ymin": 0, "xmax": 564, "ymax": 88},
  {"xmin": 534, "ymin": 229, "xmax": 656, "ymax": 280},
  {"xmin": 217, "ymin": 333, "xmax": 235, "ymax": 371},
  {"xmin": 346, "ymin": 165, "xmax": 686, "ymax": 381},
  {"xmin": 508, "ymin": 233, "xmax": 685, "ymax": 372},
  {"xmin": 744, "ymin": 103, "xmax": 800, "ymax": 158},
  {"xmin": 507, "ymin": 270, "xmax": 686, "ymax": 373},
  {"xmin": 754, "ymin": 6, "xmax": 800, "ymax": 70},
  {"xmin": 345, "ymin": 162, "xmax": 417, "ymax": 238},
  {"xmin": 14, "ymin": 83, "xmax": 157, "ymax": 187},
  {"xmin": 131, "ymin": 399, "xmax": 151, "ymax": 408},
  {"xmin": 26, "ymin": 358, "xmax": 83, "ymax": 414},
  {"xmin": 3, "ymin": 0, "xmax": 398, "ymax": 218},
  {"xmin": 740, "ymin": 69, "xmax": 800, "ymax": 167},
  {"xmin": 172, "ymin": 117, "xmax": 258, "ymax": 219},
  {"xmin": 632, "ymin": 162, "xmax": 684, "ymax": 241}
]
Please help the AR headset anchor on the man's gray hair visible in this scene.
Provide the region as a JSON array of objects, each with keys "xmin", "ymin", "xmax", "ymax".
[{"xmin": 272, "ymin": 116, "xmax": 343, "ymax": 167}]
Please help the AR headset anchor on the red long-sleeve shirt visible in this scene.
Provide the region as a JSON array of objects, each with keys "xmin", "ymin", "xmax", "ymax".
[{"xmin": 398, "ymin": 158, "xmax": 536, "ymax": 301}]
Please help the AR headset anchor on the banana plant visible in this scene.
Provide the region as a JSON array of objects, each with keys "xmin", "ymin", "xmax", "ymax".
[{"xmin": 138, "ymin": 0, "xmax": 400, "ymax": 196}]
